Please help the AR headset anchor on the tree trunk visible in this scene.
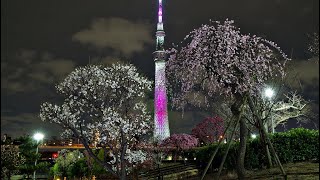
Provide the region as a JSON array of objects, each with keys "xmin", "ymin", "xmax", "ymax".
[
  {"xmin": 247, "ymin": 95, "xmax": 286, "ymax": 178},
  {"xmin": 236, "ymin": 117, "xmax": 247, "ymax": 179},
  {"xmin": 120, "ymin": 175, "xmax": 126, "ymax": 180},
  {"xmin": 262, "ymin": 125, "xmax": 287, "ymax": 179},
  {"xmin": 259, "ymin": 126, "xmax": 273, "ymax": 168},
  {"xmin": 7, "ymin": 171, "xmax": 11, "ymax": 180},
  {"xmin": 119, "ymin": 130, "xmax": 128, "ymax": 180}
]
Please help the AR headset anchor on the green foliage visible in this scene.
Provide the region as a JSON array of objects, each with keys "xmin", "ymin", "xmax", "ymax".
[
  {"xmin": 194, "ymin": 141, "xmax": 239, "ymax": 169},
  {"xmin": 36, "ymin": 161, "xmax": 51, "ymax": 174},
  {"xmin": 96, "ymin": 149, "xmax": 106, "ymax": 172},
  {"xmin": 16, "ymin": 136, "xmax": 41, "ymax": 177},
  {"xmin": 93, "ymin": 149, "xmax": 108, "ymax": 175},
  {"xmin": 51, "ymin": 149, "xmax": 88, "ymax": 178},
  {"xmin": 270, "ymin": 128, "xmax": 319, "ymax": 163},
  {"xmin": 51, "ymin": 163, "xmax": 63, "ymax": 177},
  {"xmin": 66, "ymin": 158, "xmax": 88, "ymax": 178},
  {"xmin": 194, "ymin": 128, "xmax": 319, "ymax": 170},
  {"xmin": 244, "ymin": 138, "xmax": 263, "ymax": 169},
  {"xmin": 81, "ymin": 149, "xmax": 111, "ymax": 179}
]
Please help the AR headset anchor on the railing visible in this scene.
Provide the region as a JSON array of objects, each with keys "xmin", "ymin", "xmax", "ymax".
[
  {"xmin": 139, "ymin": 162, "xmax": 198, "ymax": 179},
  {"xmin": 39, "ymin": 144, "xmax": 98, "ymax": 149}
]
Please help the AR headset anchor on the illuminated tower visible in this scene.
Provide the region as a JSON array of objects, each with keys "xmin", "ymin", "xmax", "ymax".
[{"xmin": 154, "ymin": 0, "xmax": 170, "ymax": 141}]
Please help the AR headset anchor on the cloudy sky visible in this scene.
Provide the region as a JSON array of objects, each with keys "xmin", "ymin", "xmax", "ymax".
[{"xmin": 1, "ymin": 0, "xmax": 319, "ymax": 139}]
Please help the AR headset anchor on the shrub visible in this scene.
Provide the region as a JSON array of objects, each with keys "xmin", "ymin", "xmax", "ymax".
[
  {"xmin": 270, "ymin": 128, "xmax": 319, "ymax": 163},
  {"xmin": 194, "ymin": 128, "xmax": 319, "ymax": 170}
]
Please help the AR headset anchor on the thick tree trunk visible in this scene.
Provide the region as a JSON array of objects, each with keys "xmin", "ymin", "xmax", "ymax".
[
  {"xmin": 236, "ymin": 117, "xmax": 247, "ymax": 179},
  {"xmin": 229, "ymin": 94, "xmax": 247, "ymax": 180}
]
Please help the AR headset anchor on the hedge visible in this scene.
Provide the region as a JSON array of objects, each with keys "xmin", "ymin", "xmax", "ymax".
[{"xmin": 192, "ymin": 128, "xmax": 319, "ymax": 170}]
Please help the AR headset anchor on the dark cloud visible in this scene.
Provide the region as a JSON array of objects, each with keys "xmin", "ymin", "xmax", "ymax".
[
  {"xmin": 1, "ymin": 113, "xmax": 62, "ymax": 138},
  {"xmin": 2, "ymin": 50, "xmax": 76, "ymax": 94},
  {"xmin": 72, "ymin": 18, "xmax": 153, "ymax": 56},
  {"xmin": 286, "ymin": 58, "xmax": 319, "ymax": 95},
  {"xmin": 1, "ymin": 0, "xmax": 318, "ymax": 137},
  {"xmin": 90, "ymin": 56, "xmax": 125, "ymax": 66},
  {"xmin": 284, "ymin": 58, "xmax": 319, "ymax": 128}
]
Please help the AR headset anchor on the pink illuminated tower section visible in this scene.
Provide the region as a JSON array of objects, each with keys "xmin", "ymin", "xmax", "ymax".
[{"xmin": 154, "ymin": 0, "xmax": 170, "ymax": 141}]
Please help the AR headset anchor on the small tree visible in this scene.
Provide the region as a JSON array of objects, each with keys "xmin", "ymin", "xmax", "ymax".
[
  {"xmin": 40, "ymin": 63, "xmax": 153, "ymax": 180},
  {"xmin": 245, "ymin": 91, "xmax": 310, "ymax": 131},
  {"xmin": 161, "ymin": 134, "xmax": 198, "ymax": 162},
  {"xmin": 192, "ymin": 116, "xmax": 224, "ymax": 145},
  {"xmin": 272, "ymin": 92, "xmax": 310, "ymax": 128},
  {"xmin": 1, "ymin": 145, "xmax": 26, "ymax": 180},
  {"xmin": 16, "ymin": 136, "xmax": 49, "ymax": 179}
]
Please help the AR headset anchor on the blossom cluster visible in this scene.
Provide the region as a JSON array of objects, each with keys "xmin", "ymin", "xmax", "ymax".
[
  {"xmin": 161, "ymin": 133, "xmax": 198, "ymax": 150},
  {"xmin": 166, "ymin": 20, "xmax": 289, "ymax": 109},
  {"xmin": 40, "ymin": 63, "xmax": 153, "ymax": 175},
  {"xmin": 192, "ymin": 116, "xmax": 224, "ymax": 144}
]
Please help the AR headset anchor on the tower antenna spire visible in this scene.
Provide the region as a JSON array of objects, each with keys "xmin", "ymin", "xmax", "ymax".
[{"xmin": 154, "ymin": 0, "xmax": 170, "ymax": 141}]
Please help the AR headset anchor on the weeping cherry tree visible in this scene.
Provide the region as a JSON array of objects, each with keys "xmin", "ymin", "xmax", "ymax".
[{"xmin": 166, "ymin": 20, "xmax": 289, "ymax": 179}]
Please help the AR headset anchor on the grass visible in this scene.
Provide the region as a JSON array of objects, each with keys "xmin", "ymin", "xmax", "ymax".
[
  {"xmin": 148, "ymin": 169, "xmax": 198, "ymax": 180},
  {"xmin": 203, "ymin": 161, "xmax": 319, "ymax": 180}
]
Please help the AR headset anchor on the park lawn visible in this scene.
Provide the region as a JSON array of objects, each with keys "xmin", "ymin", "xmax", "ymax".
[{"xmin": 204, "ymin": 161, "xmax": 319, "ymax": 180}]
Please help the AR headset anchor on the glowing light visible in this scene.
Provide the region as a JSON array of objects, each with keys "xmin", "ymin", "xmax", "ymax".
[
  {"xmin": 33, "ymin": 133, "xmax": 44, "ymax": 142},
  {"xmin": 251, "ymin": 134, "xmax": 257, "ymax": 139},
  {"xmin": 154, "ymin": 0, "xmax": 169, "ymax": 141},
  {"xmin": 52, "ymin": 153, "xmax": 58, "ymax": 159},
  {"xmin": 158, "ymin": 0, "xmax": 163, "ymax": 23},
  {"xmin": 264, "ymin": 87, "xmax": 274, "ymax": 99},
  {"xmin": 154, "ymin": 61, "xmax": 169, "ymax": 140}
]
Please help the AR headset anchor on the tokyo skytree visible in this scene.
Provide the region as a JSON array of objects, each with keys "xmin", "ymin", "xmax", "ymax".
[{"xmin": 153, "ymin": 0, "xmax": 170, "ymax": 141}]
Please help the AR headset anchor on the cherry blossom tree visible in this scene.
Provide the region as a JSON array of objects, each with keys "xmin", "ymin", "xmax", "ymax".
[
  {"xmin": 192, "ymin": 116, "xmax": 224, "ymax": 145},
  {"xmin": 1, "ymin": 145, "xmax": 26, "ymax": 179},
  {"xmin": 160, "ymin": 134, "xmax": 198, "ymax": 162},
  {"xmin": 40, "ymin": 63, "xmax": 153, "ymax": 180},
  {"xmin": 166, "ymin": 19, "xmax": 289, "ymax": 179}
]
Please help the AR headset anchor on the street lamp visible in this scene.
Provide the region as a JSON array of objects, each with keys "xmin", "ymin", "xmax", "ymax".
[
  {"xmin": 33, "ymin": 132, "xmax": 44, "ymax": 180},
  {"xmin": 264, "ymin": 87, "xmax": 274, "ymax": 100},
  {"xmin": 251, "ymin": 134, "xmax": 257, "ymax": 139},
  {"xmin": 264, "ymin": 87, "xmax": 275, "ymax": 133}
]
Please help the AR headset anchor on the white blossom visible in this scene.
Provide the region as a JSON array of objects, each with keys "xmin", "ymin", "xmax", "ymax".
[{"xmin": 40, "ymin": 63, "xmax": 153, "ymax": 178}]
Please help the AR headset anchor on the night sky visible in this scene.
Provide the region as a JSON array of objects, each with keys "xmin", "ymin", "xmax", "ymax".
[{"xmin": 1, "ymin": 0, "xmax": 319, "ymax": 139}]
